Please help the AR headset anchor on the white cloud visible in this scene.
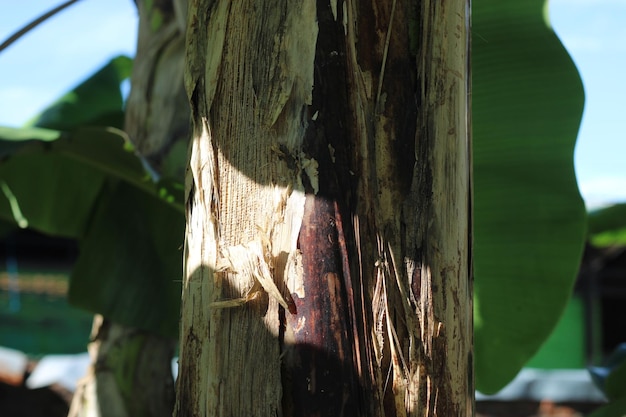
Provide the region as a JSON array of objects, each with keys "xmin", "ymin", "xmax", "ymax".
[{"xmin": 578, "ymin": 177, "xmax": 626, "ymax": 209}]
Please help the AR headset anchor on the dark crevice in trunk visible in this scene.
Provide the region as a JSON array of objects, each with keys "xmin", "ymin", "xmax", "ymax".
[{"xmin": 280, "ymin": 2, "xmax": 376, "ymax": 417}]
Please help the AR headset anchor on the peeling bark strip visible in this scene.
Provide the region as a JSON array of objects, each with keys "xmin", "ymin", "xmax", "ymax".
[{"xmin": 177, "ymin": 0, "xmax": 470, "ymax": 416}]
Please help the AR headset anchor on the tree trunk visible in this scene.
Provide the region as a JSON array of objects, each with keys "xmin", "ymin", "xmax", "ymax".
[
  {"xmin": 176, "ymin": 0, "xmax": 471, "ymax": 416},
  {"xmin": 68, "ymin": 0, "xmax": 188, "ymax": 415},
  {"xmin": 68, "ymin": 316, "xmax": 176, "ymax": 417}
]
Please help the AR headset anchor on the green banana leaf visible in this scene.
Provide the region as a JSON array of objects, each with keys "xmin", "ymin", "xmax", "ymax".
[
  {"xmin": 0, "ymin": 56, "xmax": 183, "ymax": 338},
  {"xmin": 0, "ymin": 126, "xmax": 60, "ymax": 158},
  {"xmin": 0, "ymin": 142, "xmax": 105, "ymax": 237},
  {"xmin": 473, "ymin": 0, "xmax": 587, "ymax": 393},
  {"xmin": 0, "ymin": 125, "xmax": 181, "ymax": 234},
  {"xmin": 69, "ymin": 180, "xmax": 184, "ymax": 338}
]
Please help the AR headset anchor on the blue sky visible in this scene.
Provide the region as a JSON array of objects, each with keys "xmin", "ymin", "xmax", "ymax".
[
  {"xmin": 0, "ymin": 0, "xmax": 137, "ymax": 124},
  {"xmin": 0, "ymin": 1, "xmax": 623, "ymax": 209},
  {"xmin": 550, "ymin": 0, "xmax": 626, "ymax": 208}
]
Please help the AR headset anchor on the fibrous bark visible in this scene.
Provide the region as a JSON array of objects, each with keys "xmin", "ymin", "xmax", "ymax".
[
  {"xmin": 177, "ymin": 0, "xmax": 471, "ymax": 416},
  {"xmin": 125, "ymin": 0, "xmax": 190, "ymax": 178},
  {"xmin": 67, "ymin": 316, "xmax": 175, "ymax": 417}
]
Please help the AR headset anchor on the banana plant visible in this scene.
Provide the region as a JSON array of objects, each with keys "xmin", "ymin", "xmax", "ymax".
[{"xmin": 0, "ymin": 0, "xmax": 586, "ymax": 394}]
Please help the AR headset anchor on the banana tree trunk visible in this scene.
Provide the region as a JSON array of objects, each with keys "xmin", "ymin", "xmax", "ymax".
[
  {"xmin": 176, "ymin": 0, "xmax": 471, "ymax": 416},
  {"xmin": 68, "ymin": 0, "xmax": 189, "ymax": 415},
  {"xmin": 68, "ymin": 316, "xmax": 176, "ymax": 417}
]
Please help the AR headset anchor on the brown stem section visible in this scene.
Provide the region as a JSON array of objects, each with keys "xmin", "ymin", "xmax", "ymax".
[
  {"xmin": 280, "ymin": 3, "xmax": 378, "ymax": 416},
  {"xmin": 284, "ymin": 195, "xmax": 359, "ymax": 416}
]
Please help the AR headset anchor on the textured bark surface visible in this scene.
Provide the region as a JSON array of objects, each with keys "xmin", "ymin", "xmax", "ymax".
[
  {"xmin": 177, "ymin": 1, "xmax": 316, "ymax": 415},
  {"xmin": 177, "ymin": 0, "xmax": 471, "ymax": 416},
  {"xmin": 125, "ymin": 0, "xmax": 190, "ymax": 178},
  {"xmin": 67, "ymin": 316, "xmax": 175, "ymax": 417}
]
